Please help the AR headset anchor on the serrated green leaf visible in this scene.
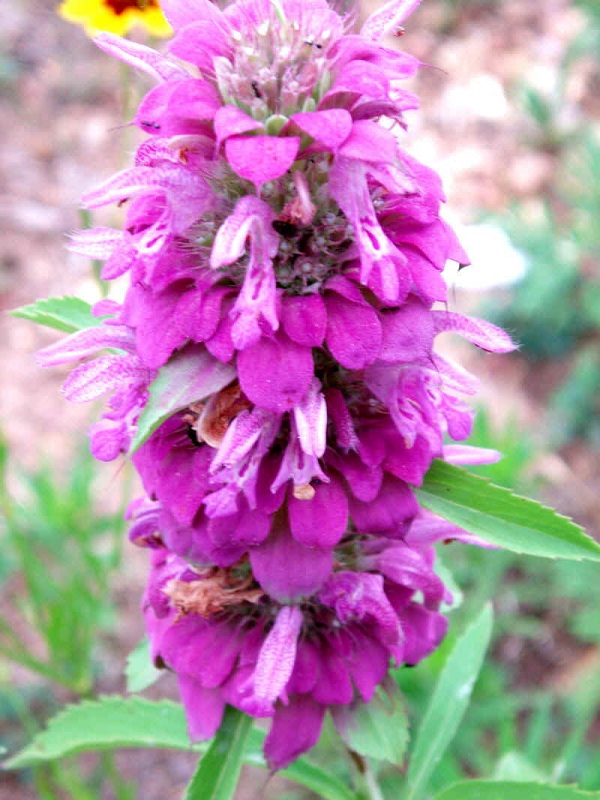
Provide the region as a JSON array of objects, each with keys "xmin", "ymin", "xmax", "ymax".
[
  {"xmin": 125, "ymin": 638, "xmax": 163, "ymax": 693},
  {"xmin": 434, "ymin": 780, "xmax": 600, "ymax": 800},
  {"xmin": 183, "ymin": 707, "xmax": 251, "ymax": 800},
  {"xmin": 3, "ymin": 698, "xmax": 356, "ymax": 800},
  {"xmin": 3, "ymin": 697, "xmax": 199, "ymax": 769},
  {"xmin": 10, "ymin": 297, "xmax": 104, "ymax": 333},
  {"xmin": 131, "ymin": 349, "xmax": 236, "ymax": 452},
  {"xmin": 416, "ymin": 460, "xmax": 600, "ymax": 562},
  {"xmin": 334, "ymin": 680, "xmax": 409, "ymax": 765},
  {"xmin": 405, "ymin": 604, "xmax": 493, "ymax": 800}
]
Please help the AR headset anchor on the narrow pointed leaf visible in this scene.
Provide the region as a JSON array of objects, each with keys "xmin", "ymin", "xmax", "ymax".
[
  {"xmin": 434, "ymin": 781, "xmax": 600, "ymax": 800},
  {"xmin": 10, "ymin": 297, "xmax": 104, "ymax": 333},
  {"xmin": 131, "ymin": 348, "xmax": 236, "ymax": 451},
  {"xmin": 183, "ymin": 706, "xmax": 251, "ymax": 800},
  {"xmin": 416, "ymin": 460, "xmax": 600, "ymax": 561},
  {"xmin": 405, "ymin": 604, "xmax": 493, "ymax": 800}
]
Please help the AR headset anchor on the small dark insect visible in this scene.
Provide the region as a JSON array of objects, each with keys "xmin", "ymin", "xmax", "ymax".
[
  {"xmin": 140, "ymin": 120, "xmax": 161, "ymax": 130},
  {"xmin": 251, "ymin": 81, "xmax": 262, "ymax": 99},
  {"xmin": 272, "ymin": 220, "xmax": 299, "ymax": 237},
  {"xmin": 304, "ymin": 39, "xmax": 323, "ymax": 49}
]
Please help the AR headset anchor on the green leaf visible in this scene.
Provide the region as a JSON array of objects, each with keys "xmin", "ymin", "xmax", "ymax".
[
  {"xmin": 334, "ymin": 680, "xmax": 409, "ymax": 765},
  {"xmin": 10, "ymin": 297, "xmax": 104, "ymax": 333},
  {"xmin": 404, "ymin": 604, "xmax": 494, "ymax": 800},
  {"xmin": 183, "ymin": 707, "xmax": 251, "ymax": 800},
  {"xmin": 131, "ymin": 349, "xmax": 236, "ymax": 451},
  {"xmin": 242, "ymin": 727, "xmax": 358, "ymax": 800},
  {"xmin": 434, "ymin": 780, "xmax": 600, "ymax": 800},
  {"xmin": 125, "ymin": 638, "xmax": 163, "ymax": 693},
  {"xmin": 3, "ymin": 697, "xmax": 200, "ymax": 769},
  {"xmin": 4, "ymin": 698, "xmax": 356, "ymax": 800},
  {"xmin": 280, "ymin": 755, "xmax": 358, "ymax": 800},
  {"xmin": 416, "ymin": 460, "xmax": 600, "ymax": 562}
]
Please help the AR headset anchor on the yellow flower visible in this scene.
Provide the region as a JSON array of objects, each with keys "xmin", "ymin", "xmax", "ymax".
[{"xmin": 58, "ymin": 0, "xmax": 173, "ymax": 38}]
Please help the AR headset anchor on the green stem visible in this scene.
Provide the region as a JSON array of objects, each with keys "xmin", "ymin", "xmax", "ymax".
[
  {"xmin": 100, "ymin": 751, "xmax": 135, "ymax": 800},
  {"xmin": 348, "ymin": 751, "xmax": 386, "ymax": 800},
  {"xmin": 363, "ymin": 764, "xmax": 386, "ymax": 800}
]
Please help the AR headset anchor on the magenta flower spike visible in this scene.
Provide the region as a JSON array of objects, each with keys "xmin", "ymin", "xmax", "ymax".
[
  {"xmin": 140, "ymin": 517, "xmax": 457, "ymax": 770},
  {"xmin": 39, "ymin": 0, "xmax": 518, "ymax": 770}
]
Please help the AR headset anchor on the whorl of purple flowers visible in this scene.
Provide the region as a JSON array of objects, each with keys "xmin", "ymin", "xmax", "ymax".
[{"xmin": 38, "ymin": 0, "xmax": 515, "ymax": 769}]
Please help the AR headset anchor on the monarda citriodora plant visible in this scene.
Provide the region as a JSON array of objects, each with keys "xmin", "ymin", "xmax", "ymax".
[{"xmin": 14, "ymin": 1, "xmax": 598, "ymax": 795}]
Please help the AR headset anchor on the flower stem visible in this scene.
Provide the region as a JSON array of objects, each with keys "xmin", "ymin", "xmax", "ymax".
[
  {"xmin": 348, "ymin": 750, "xmax": 386, "ymax": 800},
  {"xmin": 363, "ymin": 765, "xmax": 386, "ymax": 800}
]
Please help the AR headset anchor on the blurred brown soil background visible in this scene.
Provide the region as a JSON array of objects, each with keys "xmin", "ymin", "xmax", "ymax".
[{"xmin": 0, "ymin": 0, "xmax": 599, "ymax": 797}]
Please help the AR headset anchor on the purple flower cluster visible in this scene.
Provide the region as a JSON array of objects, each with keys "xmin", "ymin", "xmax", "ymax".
[{"xmin": 39, "ymin": 0, "xmax": 515, "ymax": 769}]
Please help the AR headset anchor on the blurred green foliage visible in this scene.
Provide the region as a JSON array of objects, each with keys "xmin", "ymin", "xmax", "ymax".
[
  {"xmin": 488, "ymin": 130, "xmax": 600, "ymax": 361},
  {"xmin": 0, "ymin": 436, "xmax": 126, "ymax": 694},
  {"xmin": 0, "ymin": 435, "xmax": 135, "ymax": 799},
  {"xmin": 574, "ymin": 0, "xmax": 600, "ymax": 28},
  {"xmin": 466, "ymin": 407, "xmax": 538, "ymax": 491},
  {"xmin": 483, "ymin": 4, "xmax": 600, "ymax": 447}
]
